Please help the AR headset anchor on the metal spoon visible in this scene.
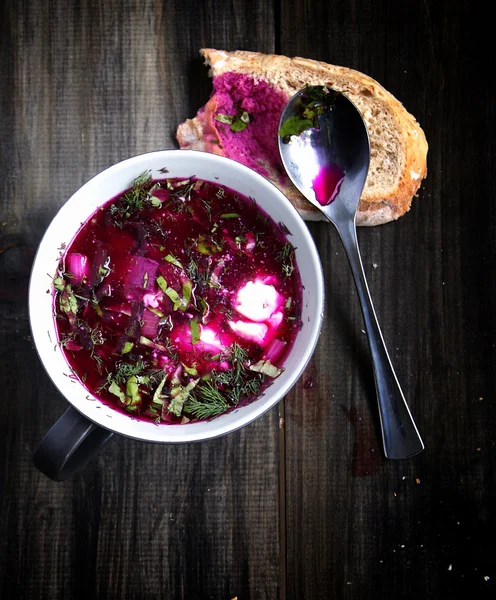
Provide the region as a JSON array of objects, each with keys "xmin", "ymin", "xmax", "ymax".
[{"xmin": 278, "ymin": 86, "xmax": 424, "ymax": 459}]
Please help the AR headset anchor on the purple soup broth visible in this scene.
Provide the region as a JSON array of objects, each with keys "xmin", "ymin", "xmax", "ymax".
[{"xmin": 52, "ymin": 173, "xmax": 303, "ymax": 424}]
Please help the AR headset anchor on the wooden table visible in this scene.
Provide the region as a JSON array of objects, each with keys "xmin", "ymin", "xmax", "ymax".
[{"xmin": 1, "ymin": 1, "xmax": 494, "ymax": 598}]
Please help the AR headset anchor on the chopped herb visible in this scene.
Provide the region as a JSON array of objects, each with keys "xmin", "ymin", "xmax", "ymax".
[
  {"xmin": 164, "ymin": 286, "xmax": 183, "ymax": 311},
  {"xmin": 220, "ymin": 213, "xmax": 240, "ymax": 218},
  {"xmin": 139, "ymin": 336, "xmax": 169, "ymax": 352},
  {"xmin": 146, "ymin": 306, "xmax": 165, "ymax": 319},
  {"xmin": 190, "ymin": 317, "xmax": 200, "ymax": 345},
  {"xmin": 182, "ymin": 280, "xmax": 192, "ymax": 307},
  {"xmin": 164, "ymin": 254, "xmax": 184, "ymax": 269},
  {"xmin": 53, "ymin": 275, "xmax": 65, "ymax": 292},
  {"xmin": 160, "ymin": 337, "xmax": 178, "ymax": 361},
  {"xmin": 111, "ymin": 360, "xmax": 147, "ymax": 385},
  {"xmin": 156, "ymin": 275, "xmax": 168, "ymax": 293},
  {"xmin": 98, "ymin": 260, "xmax": 110, "ymax": 280},
  {"xmin": 249, "ymin": 359, "xmax": 283, "ymax": 378},
  {"xmin": 168, "ymin": 379, "xmax": 199, "ymax": 416},
  {"xmin": 276, "ymin": 242, "xmax": 295, "ymax": 278},
  {"xmin": 215, "ymin": 110, "xmax": 251, "ymax": 132},
  {"xmin": 59, "ymin": 285, "xmax": 78, "ymax": 325},
  {"xmin": 152, "ymin": 375, "xmax": 168, "ymax": 405},
  {"xmin": 186, "ymin": 381, "xmax": 229, "ymax": 418},
  {"xmin": 89, "ymin": 324, "xmax": 105, "ymax": 348},
  {"xmin": 214, "ymin": 113, "xmax": 233, "ymax": 124},
  {"xmin": 195, "ymin": 235, "xmax": 220, "ymax": 255},
  {"xmin": 158, "ymin": 314, "xmax": 173, "ymax": 330},
  {"xmin": 278, "ymin": 115, "xmax": 314, "ymax": 141},
  {"xmin": 279, "ymin": 85, "xmax": 338, "ymax": 143},
  {"xmin": 182, "ymin": 363, "xmax": 199, "ymax": 376},
  {"xmin": 121, "ymin": 341, "xmax": 134, "ymax": 354},
  {"xmin": 109, "ymin": 381, "xmax": 127, "ymax": 404},
  {"xmin": 133, "ymin": 170, "xmax": 152, "ymax": 187},
  {"xmin": 125, "ymin": 375, "xmax": 141, "ymax": 406},
  {"xmin": 107, "ymin": 170, "xmax": 153, "ymax": 225}
]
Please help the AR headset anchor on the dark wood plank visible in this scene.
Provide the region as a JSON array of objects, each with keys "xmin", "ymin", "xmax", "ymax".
[
  {"xmin": 280, "ymin": 0, "xmax": 496, "ymax": 598},
  {"xmin": 0, "ymin": 1, "xmax": 281, "ymax": 599}
]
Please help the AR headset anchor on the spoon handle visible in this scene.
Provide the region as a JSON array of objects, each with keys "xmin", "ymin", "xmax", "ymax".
[{"xmin": 335, "ymin": 219, "xmax": 424, "ymax": 459}]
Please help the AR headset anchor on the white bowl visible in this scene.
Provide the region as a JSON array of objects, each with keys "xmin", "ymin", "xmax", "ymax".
[{"xmin": 29, "ymin": 150, "xmax": 324, "ymax": 444}]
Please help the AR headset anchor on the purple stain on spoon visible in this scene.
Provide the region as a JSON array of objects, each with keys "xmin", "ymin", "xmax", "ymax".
[{"xmin": 312, "ymin": 163, "xmax": 345, "ymax": 206}]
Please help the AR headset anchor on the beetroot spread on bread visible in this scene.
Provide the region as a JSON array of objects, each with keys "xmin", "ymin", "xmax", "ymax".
[
  {"xmin": 195, "ymin": 72, "xmax": 289, "ymax": 183},
  {"xmin": 177, "ymin": 49, "xmax": 428, "ymax": 226}
]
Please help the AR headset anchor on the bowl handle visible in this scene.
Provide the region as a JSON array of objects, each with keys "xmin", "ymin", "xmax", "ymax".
[{"xmin": 33, "ymin": 407, "xmax": 114, "ymax": 481}]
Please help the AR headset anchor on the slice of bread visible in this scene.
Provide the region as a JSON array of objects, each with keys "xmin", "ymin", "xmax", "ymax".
[{"xmin": 176, "ymin": 49, "xmax": 428, "ymax": 226}]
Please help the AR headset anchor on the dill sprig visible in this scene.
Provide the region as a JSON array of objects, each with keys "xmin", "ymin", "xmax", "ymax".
[
  {"xmin": 185, "ymin": 381, "xmax": 229, "ymax": 419},
  {"xmin": 229, "ymin": 375, "xmax": 263, "ymax": 405},
  {"xmin": 187, "ymin": 258, "xmax": 212, "ymax": 293},
  {"xmin": 108, "ymin": 170, "xmax": 153, "ymax": 224},
  {"xmin": 109, "ymin": 359, "xmax": 147, "ymax": 385},
  {"xmin": 276, "ymin": 242, "xmax": 295, "ymax": 278}
]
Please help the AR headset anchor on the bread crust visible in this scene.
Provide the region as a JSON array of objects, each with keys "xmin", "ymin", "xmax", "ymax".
[{"xmin": 176, "ymin": 49, "xmax": 428, "ymax": 226}]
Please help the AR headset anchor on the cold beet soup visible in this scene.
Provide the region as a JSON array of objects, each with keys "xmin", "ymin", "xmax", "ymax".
[{"xmin": 53, "ymin": 172, "xmax": 303, "ymax": 424}]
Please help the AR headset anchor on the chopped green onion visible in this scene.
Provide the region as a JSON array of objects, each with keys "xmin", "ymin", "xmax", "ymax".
[
  {"xmin": 109, "ymin": 381, "xmax": 126, "ymax": 404},
  {"xmin": 152, "ymin": 375, "xmax": 168, "ymax": 405},
  {"xmin": 121, "ymin": 341, "xmax": 134, "ymax": 354},
  {"xmin": 126, "ymin": 375, "xmax": 141, "ymax": 406},
  {"xmin": 168, "ymin": 379, "xmax": 199, "ymax": 416},
  {"xmin": 165, "ymin": 254, "xmax": 184, "ymax": 269},
  {"xmin": 190, "ymin": 317, "xmax": 200, "ymax": 345},
  {"xmin": 249, "ymin": 359, "xmax": 283, "ymax": 378},
  {"xmin": 156, "ymin": 275, "xmax": 168, "ymax": 293}
]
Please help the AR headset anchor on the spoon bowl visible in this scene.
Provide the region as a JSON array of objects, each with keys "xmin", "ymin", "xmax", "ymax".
[
  {"xmin": 279, "ymin": 88, "xmax": 370, "ymax": 221},
  {"xmin": 279, "ymin": 86, "xmax": 424, "ymax": 459}
]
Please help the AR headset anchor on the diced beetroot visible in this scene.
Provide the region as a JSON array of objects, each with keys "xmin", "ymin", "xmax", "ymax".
[
  {"xmin": 87, "ymin": 247, "xmax": 109, "ymax": 289},
  {"xmin": 151, "ymin": 188, "xmax": 168, "ymax": 202},
  {"xmin": 100, "ymin": 311, "xmax": 129, "ymax": 334},
  {"xmin": 126, "ymin": 301, "xmax": 144, "ymax": 339},
  {"xmin": 66, "ymin": 253, "xmax": 89, "ymax": 285},
  {"xmin": 95, "ymin": 281, "xmax": 113, "ymax": 300},
  {"xmin": 141, "ymin": 310, "xmax": 160, "ymax": 339},
  {"xmin": 124, "ymin": 256, "xmax": 159, "ymax": 289},
  {"xmin": 65, "ymin": 340, "xmax": 83, "ymax": 351},
  {"xmin": 105, "ymin": 303, "xmax": 132, "ymax": 316},
  {"xmin": 158, "ymin": 262, "xmax": 184, "ymax": 292},
  {"xmin": 264, "ymin": 338, "xmax": 287, "ymax": 363}
]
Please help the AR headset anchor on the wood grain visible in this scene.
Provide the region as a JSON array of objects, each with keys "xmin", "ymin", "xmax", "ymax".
[
  {"xmin": 0, "ymin": 1, "xmax": 281, "ymax": 599},
  {"xmin": 1, "ymin": 0, "xmax": 495, "ymax": 599},
  {"xmin": 280, "ymin": 0, "xmax": 496, "ymax": 598}
]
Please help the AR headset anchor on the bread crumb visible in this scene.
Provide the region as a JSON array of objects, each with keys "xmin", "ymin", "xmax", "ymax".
[
  {"xmin": 448, "ymin": 565, "xmax": 453, "ymax": 571},
  {"xmin": 484, "ymin": 576, "xmax": 490, "ymax": 582},
  {"xmin": 416, "ymin": 478, "xmax": 421, "ymax": 484},
  {"xmin": 372, "ymin": 262, "xmax": 378, "ymax": 268}
]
